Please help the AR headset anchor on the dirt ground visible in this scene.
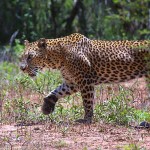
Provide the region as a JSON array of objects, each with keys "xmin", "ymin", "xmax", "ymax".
[
  {"xmin": 0, "ymin": 123, "xmax": 150, "ymax": 150},
  {"xmin": 0, "ymin": 78, "xmax": 150, "ymax": 150}
]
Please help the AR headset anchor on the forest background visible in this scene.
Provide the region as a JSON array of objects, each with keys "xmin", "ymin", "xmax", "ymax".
[{"xmin": 0, "ymin": 0, "xmax": 150, "ymax": 47}]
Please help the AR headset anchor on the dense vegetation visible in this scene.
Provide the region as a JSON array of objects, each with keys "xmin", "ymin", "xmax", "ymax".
[{"xmin": 0, "ymin": 0, "xmax": 150, "ymax": 45}]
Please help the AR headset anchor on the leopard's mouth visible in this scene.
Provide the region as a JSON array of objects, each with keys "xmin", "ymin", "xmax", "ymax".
[
  {"xmin": 28, "ymin": 73, "xmax": 36, "ymax": 77},
  {"xmin": 28, "ymin": 67, "xmax": 39, "ymax": 77}
]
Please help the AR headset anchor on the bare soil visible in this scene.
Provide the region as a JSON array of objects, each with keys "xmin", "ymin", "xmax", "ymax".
[
  {"xmin": 0, "ymin": 77, "xmax": 150, "ymax": 150},
  {"xmin": 0, "ymin": 123, "xmax": 150, "ymax": 150}
]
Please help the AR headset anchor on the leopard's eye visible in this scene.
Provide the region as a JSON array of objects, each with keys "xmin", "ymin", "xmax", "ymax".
[{"xmin": 27, "ymin": 54, "xmax": 32, "ymax": 60}]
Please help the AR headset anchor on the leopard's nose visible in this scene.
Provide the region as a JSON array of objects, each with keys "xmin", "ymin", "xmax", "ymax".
[{"xmin": 20, "ymin": 64, "xmax": 26, "ymax": 71}]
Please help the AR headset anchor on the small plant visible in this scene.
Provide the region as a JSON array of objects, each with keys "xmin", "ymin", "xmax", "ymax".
[
  {"xmin": 122, "ymin": 143, "xmax": 146, "ymax": 150},
  {"xmin": 13, "ymin": 39, "xmax": 24, "ymax": 58},
  {"xmin": 135, "ymin": 110, "xmax": 150, "ymax": 122},
  {"xmin": 54, "ymin": 140, "xmax": 68, "ymax": 148},
  {"xmin": 60, "ymin": 126, "xmax": 69, "ymax": 136},
  {"xmin": 94, "ymin": 86, "xmax": 138, "ymax": 125},
  {"xmin": 83, "ymin": 147, "xmax": 88, "ymax": 150}
]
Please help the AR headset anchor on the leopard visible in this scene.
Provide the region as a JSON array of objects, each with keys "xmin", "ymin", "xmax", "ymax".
[{"xmin": 20, "ymin": 33, "xmax": 150, "ymax": 124}]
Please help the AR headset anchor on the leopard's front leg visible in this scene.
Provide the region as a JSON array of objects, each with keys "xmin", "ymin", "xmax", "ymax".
[
  {"xmin": 76, "ymin": 85, "xmax": 95, "ymax": 124},
  {"xmin": 42, "ymin": 82, "xmax": 78, "ymax": 115}
]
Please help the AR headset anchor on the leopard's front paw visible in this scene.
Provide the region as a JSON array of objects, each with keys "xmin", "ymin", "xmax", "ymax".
[
  {"xmin": 41, "ymin": 95, "xmax": 58, "ymax": 115},
  {"xmin": 75, "ymin": 118, "xmax": 92, "ymax": 124}
]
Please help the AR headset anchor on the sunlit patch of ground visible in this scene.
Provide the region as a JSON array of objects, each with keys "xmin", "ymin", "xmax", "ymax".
[{"xmin": 0, "ymin": 123, "xmax": 150, "ymax": 150}]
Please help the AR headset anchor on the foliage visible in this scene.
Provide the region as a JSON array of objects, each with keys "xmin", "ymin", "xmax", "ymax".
[
  {"xmin": 0, "ymin": 0, "xmax": 149, "ymax": 45},
  {"xmin": 13, "ymin": 39, "xmax": 24, "ymax": 57},
  {"xmin": 0, "ymin": 39, "xmax": 23, "ymax": 62},
  {"xmin": 122, "ymin": 143, "xmax": 146, "ymax": 150},
  {"xmin": 0, "ymin": 61, "xmax": 61, "ymax": 124},
  {"xmin": 135, "ymin": 110, "xmax": 150, "ymax": 122},
  {"xmin": 94, "ymin": 87, "xmax": 136, "ymax": 125}
]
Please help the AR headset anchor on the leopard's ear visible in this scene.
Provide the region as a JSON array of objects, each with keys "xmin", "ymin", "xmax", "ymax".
[
  {"xmin": 38, "ymin": 38, "xmax": 47, "ymax": 49},
  {"xmin": 24, "ymin": 40, "xmax": 29, "ymax": 46}
]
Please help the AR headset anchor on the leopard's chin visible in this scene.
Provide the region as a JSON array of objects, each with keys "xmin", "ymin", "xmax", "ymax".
[{"xmin": 28, "ymin": 73, "xmax": 36, "ymax": 77}]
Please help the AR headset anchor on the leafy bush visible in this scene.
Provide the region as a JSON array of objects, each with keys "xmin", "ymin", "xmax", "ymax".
[
  {"xmin": 0, "ymin": 0, "xmax": 149, "ymax": 44},
  {"xmin": 94, "ymin": 86, "xmax": 136, "ymax": 125}
]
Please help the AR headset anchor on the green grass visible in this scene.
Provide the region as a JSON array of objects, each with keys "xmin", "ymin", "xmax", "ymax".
[
  {"xmin": 122, "ymin": 143, "xmax": 147, "ymax": 150},
  {"xmin": 0, "ymin": 62, "xmax": 150, "ymax": 126}
]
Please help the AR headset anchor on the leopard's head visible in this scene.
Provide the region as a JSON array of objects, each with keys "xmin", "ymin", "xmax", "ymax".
[{"xmin": 20, "ymin": 38, "xmax": 47, "ymax": 77}]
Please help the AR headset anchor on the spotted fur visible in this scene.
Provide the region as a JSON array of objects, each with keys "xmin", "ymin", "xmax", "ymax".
[{"xmin": 20, "ymin": 33, "xmax": 150, "ymax": 123}]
